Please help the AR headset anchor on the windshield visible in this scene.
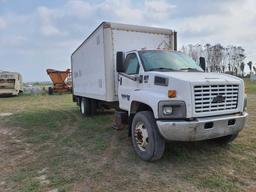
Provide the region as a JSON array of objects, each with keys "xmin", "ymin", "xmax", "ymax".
[{"xmin": 139, "ymin": 50, "xmax": 203, "ymax": 72}]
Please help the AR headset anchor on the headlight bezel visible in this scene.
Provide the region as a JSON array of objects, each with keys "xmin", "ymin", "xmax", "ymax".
[{"xmin": 158, "ymin": 100, "xmax": 186, "ymax": 119}]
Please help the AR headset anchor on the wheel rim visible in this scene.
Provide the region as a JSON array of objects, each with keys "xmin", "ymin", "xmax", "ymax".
[
  {"xmin": 135, "ymin": 121, "xmax": 149, "ymax": 151},
  {"xmin": 81, "ymin": 99, "xmax": 85, "ymax": 114}
]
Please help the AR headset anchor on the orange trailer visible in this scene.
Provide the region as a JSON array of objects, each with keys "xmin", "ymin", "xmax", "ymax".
[{"xmin": 46, "ymin": 69, "xmax": 72, "ymax": 94}]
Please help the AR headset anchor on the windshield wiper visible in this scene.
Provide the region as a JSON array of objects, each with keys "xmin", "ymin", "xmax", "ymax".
[
  {"xmin": 148, "ymin": 67, "xmax": 177, "ymax": 71},
  {"xmin": 179, "ymin": 67, "xmax": 201, "ymax": 72}
]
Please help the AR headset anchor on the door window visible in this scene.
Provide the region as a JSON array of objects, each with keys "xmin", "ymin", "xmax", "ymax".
[{"xmin": 124, "ymin": 53, "xmax": 140, "ymax": 75}]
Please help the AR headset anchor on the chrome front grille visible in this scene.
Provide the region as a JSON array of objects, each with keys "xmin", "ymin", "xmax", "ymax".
[{"xmin": 194, "ymin": 84, "xmax": 239, "ymax": 113}]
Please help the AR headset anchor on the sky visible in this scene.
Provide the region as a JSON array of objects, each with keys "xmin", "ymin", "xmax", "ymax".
[{"xmin": 0, "ymin": 0, "xmax": 255, "ymax": 82}]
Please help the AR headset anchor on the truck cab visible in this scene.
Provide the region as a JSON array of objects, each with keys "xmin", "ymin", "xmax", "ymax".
[{"xmin": 116, "ymin": 49, "xmax": 247, "ymax": 161}]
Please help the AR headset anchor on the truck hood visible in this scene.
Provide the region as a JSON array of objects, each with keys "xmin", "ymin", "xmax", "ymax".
[
  {"xmin": 151, "ymin": 71, "xmax": 242, "ymax": 84},
  {"xmin": 147, "ymin": 71, "xmax": 244, "ymax": 118}
]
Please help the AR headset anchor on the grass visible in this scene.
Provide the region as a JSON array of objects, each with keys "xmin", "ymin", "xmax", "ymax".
[
  {"xmin": 244, "ymin": 78, "xmax": 256, "ymax": 94},
  {"xmin": 0, "ymin": 80, "xmax": 255, "ymax": 192}
]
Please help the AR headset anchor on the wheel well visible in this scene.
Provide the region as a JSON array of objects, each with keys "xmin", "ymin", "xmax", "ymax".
[{"xmin": 130, "ymin": 101, "xmax": 153, "ymax": 114}]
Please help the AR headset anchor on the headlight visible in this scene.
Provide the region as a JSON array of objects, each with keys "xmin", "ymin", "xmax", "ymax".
[
  {"xmin": 158, "ymin": 100, "xmax": 186, "ymax": 119},
  {"xmin": 163, "ymin": 106, "xmax": 173, "ymax": 115}
]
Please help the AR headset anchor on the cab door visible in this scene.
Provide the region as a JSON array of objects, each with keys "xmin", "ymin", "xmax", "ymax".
[{"xmin": 118, "ymin": 52, "xmax": 141, "ymax": 111}]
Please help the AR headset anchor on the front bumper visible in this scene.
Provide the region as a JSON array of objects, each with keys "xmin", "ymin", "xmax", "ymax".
[{"xmin": 156, "ymin": 112, "xmax": 248, "ymax": 141}]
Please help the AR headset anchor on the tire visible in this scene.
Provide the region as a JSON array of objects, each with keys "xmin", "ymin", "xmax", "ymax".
[
  {"xmin": 80, "ymin": 97, "xmax": 91, "ymax": 116},
  {"xmin": 90, "ymin": 99, "xmax": 97, "ymax": 116},
  {"xmin": 76, "ymin": 96, "xmax": 81, "ymax": 106},
  {"xmin": 48, "ymin": 87, "xmax": 53, "ymax": 95},
  {"xmin": 131, "ymin": 111, "xmax": 165, "ymax": 161},
  {"xmin": 210, "ymin": 133, "xmax": 239, "ymax": 145}
]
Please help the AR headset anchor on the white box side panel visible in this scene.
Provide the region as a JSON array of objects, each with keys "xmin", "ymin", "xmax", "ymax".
[
  {"xmin": 72, "ymin": 22, "xmax": 175, "ymax": 102},
  {"xmin": 72, "ymin": 26, "xmax": 106, "ymax": 100}
]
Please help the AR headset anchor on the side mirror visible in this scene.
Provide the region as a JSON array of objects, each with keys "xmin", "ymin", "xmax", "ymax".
[
  {"xmin": 116, "ymin": 52, "xmax": 125, "ymax": 73},
  {"xmin": 199, "ymin": 57, "xmax": 206, "ymax": 71}
]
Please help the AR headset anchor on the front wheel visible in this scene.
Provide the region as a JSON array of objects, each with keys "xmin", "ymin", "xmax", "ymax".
[{"xmin": 131, "ymin": 111, "xmax": 165, "ymax": 161}]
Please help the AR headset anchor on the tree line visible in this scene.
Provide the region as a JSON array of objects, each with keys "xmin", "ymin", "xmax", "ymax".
[{"xmin": 181, "ymin": 44, "xmax": 256, "ymax": 77}]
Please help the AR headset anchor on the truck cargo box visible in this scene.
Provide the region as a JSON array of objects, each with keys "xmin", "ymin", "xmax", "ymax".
[{"xmin": 71, "ymin": 22, "xmax": 177, "ymax": 102}]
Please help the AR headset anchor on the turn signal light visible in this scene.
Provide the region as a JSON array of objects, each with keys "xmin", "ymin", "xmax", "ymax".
[{"xmin": 168, "ymin": 90, "xmax": 176, "ymax": 98}]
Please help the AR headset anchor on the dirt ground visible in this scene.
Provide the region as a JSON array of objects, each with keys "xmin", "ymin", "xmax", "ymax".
[{"xmin": 0, "ymin": 93, "xmax": 255, "ymax": 192}]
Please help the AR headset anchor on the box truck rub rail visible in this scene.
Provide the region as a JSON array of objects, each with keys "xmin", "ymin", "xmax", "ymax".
[{"xmin": 71, "ymin": 22, "xmax": 247, "ymax": 161}]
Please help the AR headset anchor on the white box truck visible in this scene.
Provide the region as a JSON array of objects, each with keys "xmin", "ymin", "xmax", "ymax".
[{"xmin": 71, "ymin": 22, "xmax": 248, "ymax": 161}]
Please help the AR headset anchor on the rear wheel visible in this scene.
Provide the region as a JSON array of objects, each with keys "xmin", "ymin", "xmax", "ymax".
[
  {"xmin": 90, "ymin": 99, "xmax": 97, "ymax": 115},
  {"xmin": 131, "ymin": 111, "xmax": 165, "ymax": 161},
  {"xmin": 80, "ymin": 97, "xmax": 91, "ymax": 116}
]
